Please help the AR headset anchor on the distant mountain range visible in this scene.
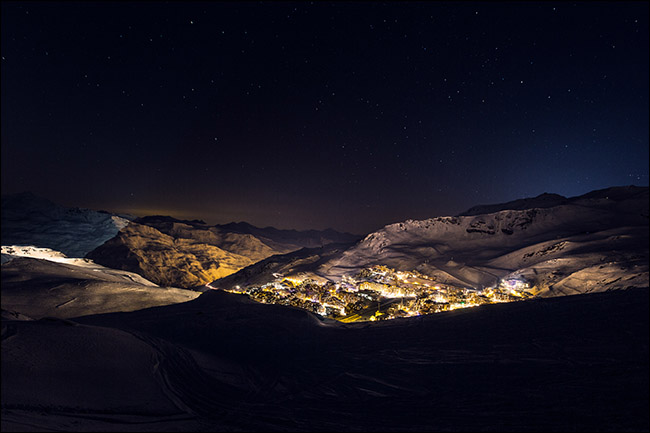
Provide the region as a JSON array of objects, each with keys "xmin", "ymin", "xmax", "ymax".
[
  {"xmin": 213, "ymin": 185, "xmax": 649, "ymax": 298},
  {"xmin": 1, "ymin": 192, "xmax": 360, "ymax": 288},
  {"xmin": 2, "ymin": 187, "xmax": 647, "ymax": 293},
  {"xmin": 459, "ymin": 192, "xmax": 569, "ymax": 216},
  {"xmin": 458, "ymin": 186, "xmax": 648, "ymax": 216}
]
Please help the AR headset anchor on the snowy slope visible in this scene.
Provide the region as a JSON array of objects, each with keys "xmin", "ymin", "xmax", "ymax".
[
  {"xmin": 1, "ymin": 246, "xmax": 199, "ymax": 319},
  {"xmin": 2, "ymin": 288, "xmax": 647, "ymax": 431}
]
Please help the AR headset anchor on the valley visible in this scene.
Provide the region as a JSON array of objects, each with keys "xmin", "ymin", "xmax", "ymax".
[{"xmin": 1, "ymin": 186, "xmax": 648, "ymax": 432}]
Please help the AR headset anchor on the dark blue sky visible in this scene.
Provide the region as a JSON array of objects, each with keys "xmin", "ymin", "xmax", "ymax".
[{"xmin": 2, "ymin": 1, "xmax": 648, "ymax": 234}]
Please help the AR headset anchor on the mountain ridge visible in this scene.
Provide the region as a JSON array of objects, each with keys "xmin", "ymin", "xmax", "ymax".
[
  {"xmin": 459, "ymin": 185, "xmax": 647, "ymax": 216},
  {"xmin": 1, "ymin": 192, "xmax": 132, "ymax": 258}
]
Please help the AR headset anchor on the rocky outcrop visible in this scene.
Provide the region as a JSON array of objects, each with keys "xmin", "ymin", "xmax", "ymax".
[
  {"xmin": 133, "ymin": 217, "xmax": 280, "ymax": 262},
  {"xmin": 86, "ymin": 223, "xmax": 257, "ymax": 288},
  {"xmin": 87, "ymin": 218, "xmax": 361, "ymax": 288}
]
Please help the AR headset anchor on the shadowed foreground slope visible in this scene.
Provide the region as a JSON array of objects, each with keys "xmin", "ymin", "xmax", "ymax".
[{"xmin": 2, "ymin": 288, "xmax": 648, "ymax": 432}]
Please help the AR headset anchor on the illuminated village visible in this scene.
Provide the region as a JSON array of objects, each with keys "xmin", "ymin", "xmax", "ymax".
[{"xmin": 220, "ymin": 265, "xmax": 535, "ymax": 322}]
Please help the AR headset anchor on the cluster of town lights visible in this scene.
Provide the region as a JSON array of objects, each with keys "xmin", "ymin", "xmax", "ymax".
[{"xmin": 216, "ymin": 265, "xmax": 534, "ymax": 323}]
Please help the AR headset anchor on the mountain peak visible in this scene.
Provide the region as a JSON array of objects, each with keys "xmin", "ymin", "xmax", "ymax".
[
  {"xmin": 459, "ymin": 192, "xmax": 568, "ymax": 216},
  {"xmin": 1, "ymin": 192, "xmax": 130, "ymax": 258}
]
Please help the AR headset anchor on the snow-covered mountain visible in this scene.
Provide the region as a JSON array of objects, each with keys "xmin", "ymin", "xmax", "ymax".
[
  {"xmin": 1, "ymin": 192, "xmax": 132, "ymax": 258},
  {"xmin": 213, "ymin": 186, "xmax": 649, "ymax": 298}
]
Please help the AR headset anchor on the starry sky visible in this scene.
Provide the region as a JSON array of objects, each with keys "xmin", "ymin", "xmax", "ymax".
[{"xmin": 1, "ymin": 1, "xmax": 648, "ymax": 234}]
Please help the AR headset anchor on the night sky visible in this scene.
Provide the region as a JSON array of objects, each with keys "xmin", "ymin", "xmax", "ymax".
[{"xmin": 1, "ymin": 1, "xmax": 648, "ymax": 234}]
